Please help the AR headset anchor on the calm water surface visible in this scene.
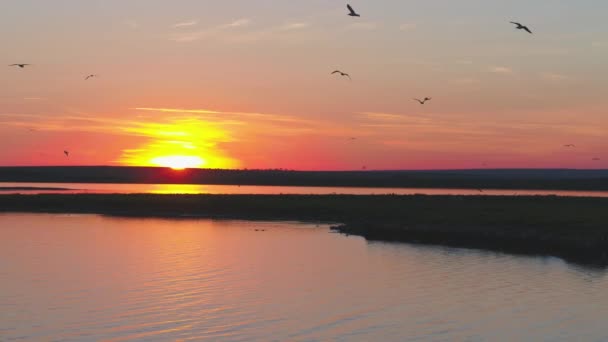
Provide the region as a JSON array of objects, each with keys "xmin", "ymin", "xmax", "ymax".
[
  {"xmin": 2, "ymin": 182, "xmax": 608, "ymax": 197},
  {"xmin": 1, "ymin": 214, "xmax": 607, "ymax": 341}
]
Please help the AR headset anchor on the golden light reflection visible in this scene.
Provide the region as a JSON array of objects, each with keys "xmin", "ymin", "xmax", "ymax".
[
  {"xmin": 119, "ymin": 117, "xmax": 240, "ymax": 169},
  {"xmin": 149, "ymin": 184, "xmax": 211, "ymax": 194}
]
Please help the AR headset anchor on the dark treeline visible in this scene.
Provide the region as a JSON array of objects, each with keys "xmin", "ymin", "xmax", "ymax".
[
  {"xmin": 2, "ymin": 193, "xmax": 608, "ymax": 266},
  {"xmin": 2, "ymin": 166, "xmax": 608, "ymax": 190}
]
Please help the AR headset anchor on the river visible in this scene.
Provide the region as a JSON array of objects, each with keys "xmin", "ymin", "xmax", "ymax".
[
  {"xmin": 2, "ymin": 182, "xmax": 608, "ymax": 197},
  {"xmin": 1, "ymin": 214, "xmax": 607, "ymax": 341}
]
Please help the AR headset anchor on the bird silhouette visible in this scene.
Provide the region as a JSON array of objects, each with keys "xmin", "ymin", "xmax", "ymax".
[
  {"xmin": 510, "ymin": 21, "xmax": 532, "ymax": 34},
  {"xmin": 10, "ymin": 64, "xmax": 30, "ymax": 68},
  {"xmin": 64, "ymin": 150, "xmax": 69, "ymax": 157},
  {"xmin": 347, "ymin": 4, "xmax": 360, "ymax": 17},
  {"xmin": 414, "ymin": 97, "xmax": 432, "ymax": 104},
  {"xmin": 85, "ymin": 74, "xmax": 97, "ymax": 80},
  {"xmin": 332, "ymin": 70, "xmax": 351, "ymax": 80},
  {"xmin": 563, "ymin": 144, "xmax": 576, "ymax": 148},
  {"xmin": 592, "ymin": 158, "xmax": 601, "ymax": 161}
]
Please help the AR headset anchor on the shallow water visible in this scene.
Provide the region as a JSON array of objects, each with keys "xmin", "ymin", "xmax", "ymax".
[
  {"xmin": 1, "ymin": 214, "xmax": 607, "ymax": 341},
  {"xmin": 2, "ymin": 182, "xmax": 608, "ymax": 197}
]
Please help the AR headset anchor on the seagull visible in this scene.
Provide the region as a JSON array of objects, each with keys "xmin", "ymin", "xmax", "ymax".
[
  {"xmin": 331, "ymin": 70, "xmax": 351, "ymax": 80},
  {"xmin": 85, "ymin": 74, "xmax": 97, "ymax": 80},
  {"xmin": 64, "ymin": 150, "xmax": 69, "ymax": 157},
  {"xmin": 347, "ymin": 4, "xmax": 360, "ymax": 17},
  {"xmin": 563, "ymin": 144, "xmax": 576, "ymax": 148},
  {"xmin": 9, "ymin": 64, "xmax": 30, "ymax": 68},
  {"xmin": 510, "ymin": 21, "xmax": 532, "ymax": 34},
  {"xmin": 414, "ymin": 97, "xmax": 432, "ymax": 105}
]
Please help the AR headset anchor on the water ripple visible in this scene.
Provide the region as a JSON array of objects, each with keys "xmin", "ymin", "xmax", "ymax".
[{"xmin": 1, "ymin": 214, "xmax": 608, "ymax": 341}]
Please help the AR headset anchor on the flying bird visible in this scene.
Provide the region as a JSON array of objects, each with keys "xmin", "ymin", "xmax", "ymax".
[
  {"xmin": 510, "ymin": 21, "xmax": 532, "ymax": 34},
  {"xmin": 592, "ymin": 158, "xmax": 601, "ymax": 161},
  {"xmin": 347, "ymin": 4, "xmax": 360, "ymax": 17},
  {"xmin": 332, "ymin": 70, "xmax": 351, "ymax": 80},
  {"xmin": 9, "ymin": 64, "xmax": 30, "ymax": 68},
  {"xmin": 413, "ymin": 97, "xmax": 432, "ymax": 105},
  {"xmin": 85, "ymin": 74, "xmax": 97, "ymax": 80},
  {"xmin": 563, "ymin": 144, "xmax": 576, "ymax": 148},
  {"xmin": 64, "ymin": 150, "xmax": 69, "ymax": 157}
]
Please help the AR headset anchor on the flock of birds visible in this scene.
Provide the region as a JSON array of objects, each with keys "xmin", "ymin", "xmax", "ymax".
[
  {"xmin": 332, "ymin": 5, "xmax": 535, "ymax": 108},
  {"xmin": 8, "ymin": 4, "xmax": 601, "ymax": 163}
]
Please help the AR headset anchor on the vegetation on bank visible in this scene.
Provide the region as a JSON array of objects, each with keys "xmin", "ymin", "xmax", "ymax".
[
  {"xmin": 2, "ymin": 166, "xmax": 608, "ymax": 190},
  {"xmin": 1, "ymin": 194, "xmax": 608, "ymax": 265}
]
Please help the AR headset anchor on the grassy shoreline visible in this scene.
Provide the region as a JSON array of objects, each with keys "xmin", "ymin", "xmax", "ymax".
[
  {"xmin": 2, "ymin": 166, "xmax": 608, "ymax": 191},
  {"xmin": 2, "ymin": 194, "xmax": 608, "ymax": 266}
]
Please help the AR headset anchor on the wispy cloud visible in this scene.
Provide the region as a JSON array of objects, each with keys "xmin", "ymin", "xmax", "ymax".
[
  {"xmin": 125, "ymin": 20, "xmax": 139, "ymax": 30},
  {"xmin": 488, "ymin": 66, "xmax": 513, "ymax": 74},
  {"xmin": 280, "ymin": 22, "xmax": 310, "ymax": 31},
  {"xmin": 132, "ymin": 107, "xmax": 314, "ymax": 125},
  {"xmin": 347, "ymin": 22, "xmax": 377, "ymax": 31},
  {"xmin": 173, "ymin": 20, "xmax": 198, "ymax": 29},
  {"xmin": 225, "ymin": 18, "xmax": 251, "ymax": 28},
  {"xmin": 398, "ymin": 23, "xmax": 417, "ymax": 32},
  {"xmin": 134, "ymin": 107, "xmax": 220, "ymax": 115},
  {"xmin": 171, "ymin": 18, "xmax": 252, "ymax": 42},
  {"xmin": 541, "ymin": 72, "xmax": 568, "ymax": 82},
  {"xmin": 451, "ymin": 78, "xmax": 480, "ymax": 85}
]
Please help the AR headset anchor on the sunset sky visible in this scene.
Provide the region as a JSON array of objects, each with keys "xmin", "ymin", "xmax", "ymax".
[{"xmin": 1, "ymin": 0, "xmax": 607, "ymax": 170}]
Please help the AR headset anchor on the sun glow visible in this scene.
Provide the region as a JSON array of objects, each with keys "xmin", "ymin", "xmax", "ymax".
[
  {"xmin": 151, "ymin": 156, "xmax": 205, "ymax": 170},
  {"xmin": 119, "ymin": 117, "xmax": 241, "ymax": 170}
]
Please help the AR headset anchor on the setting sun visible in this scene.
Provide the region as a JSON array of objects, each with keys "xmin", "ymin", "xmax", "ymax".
[
  {"xmin": 151, "ymin": 156, "xmax": 205, "ymax": 170},
  {"xmin": 118, "ymin": 117, "xmax": 241, "ymax": 170}
]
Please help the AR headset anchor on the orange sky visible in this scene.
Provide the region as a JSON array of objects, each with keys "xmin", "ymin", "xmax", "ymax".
[{"xmin": 1, "ymin": 1, "xmax": 607, "ymax": 170}]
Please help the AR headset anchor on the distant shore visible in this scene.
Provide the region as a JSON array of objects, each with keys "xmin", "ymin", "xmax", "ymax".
[
  {"xmin": 0, "ymin": 187, "xmax": 72, "ymax": 191},
  {"xmin": 2, "ymin": 193, "xmax": 608, "ymax": 266},
  {"xmin": 2, "ymin": 166, "xmax": 608, "ymax": 191}
]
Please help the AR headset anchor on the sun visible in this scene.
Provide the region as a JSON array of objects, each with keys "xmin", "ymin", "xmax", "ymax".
[
  {"xmin": 118, "ymin": 117, "xmax": 241, "ymax": 169},
  {"xmin": 151, "ymin": 156, "xmax": 205, "ymax": 170}
]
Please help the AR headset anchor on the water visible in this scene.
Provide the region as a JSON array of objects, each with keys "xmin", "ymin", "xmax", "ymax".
[
  {"xmin": 1, "ymin": 214, "xmax": 607, "ymax": 341},
  {"xmin": 2, "ymin": 182, "xmax": 608, "ymax": 197}
]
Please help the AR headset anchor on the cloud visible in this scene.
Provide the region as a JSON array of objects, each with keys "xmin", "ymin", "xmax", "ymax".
[
  {"xmin": 125, "ymin": 20, "xmax": 139, "ymax": 29},
  {"xmin": 132, "ymin": 107, "xmax": 314, "ymax": 125},
  {"xmin": 451, "ymin": 78, "xmax": 480, "ymax": 85},
  {"xmin": 347, "ymin": 22, "xmax": 377, "ymax": 31},
  {"xmin": 541, "ymin": 72, "xmax": 568, "ymax": 82},
  {"xmin": 173, "ymin": 20, "xmax": 198, "ymax": 29},
  {"xmin": 398, "ymin": 23, "xmax": 417, "ymax": 31},
  {"xmin": 171, "ymin": 18, "xmax": 252, "ymax": 42},
  {"xmin": 134, "ymin": 108, "xmax": 220, "ymax": 115},
  {"xmin": 488, "ymin": 66, "xmax": 513, "ymax": 74},
  {"xmin": 224, "ymin": 18, "xmax": 251, "ymax": 28},
  {"xmin": 280, "ymin": 22, "xmax": 310, "ymax": 31}
]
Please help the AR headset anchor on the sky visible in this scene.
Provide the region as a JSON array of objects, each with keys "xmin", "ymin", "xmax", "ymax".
[{"xmin": 1, "ymin": 0, "xmax": 607, "ymax": 170}]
